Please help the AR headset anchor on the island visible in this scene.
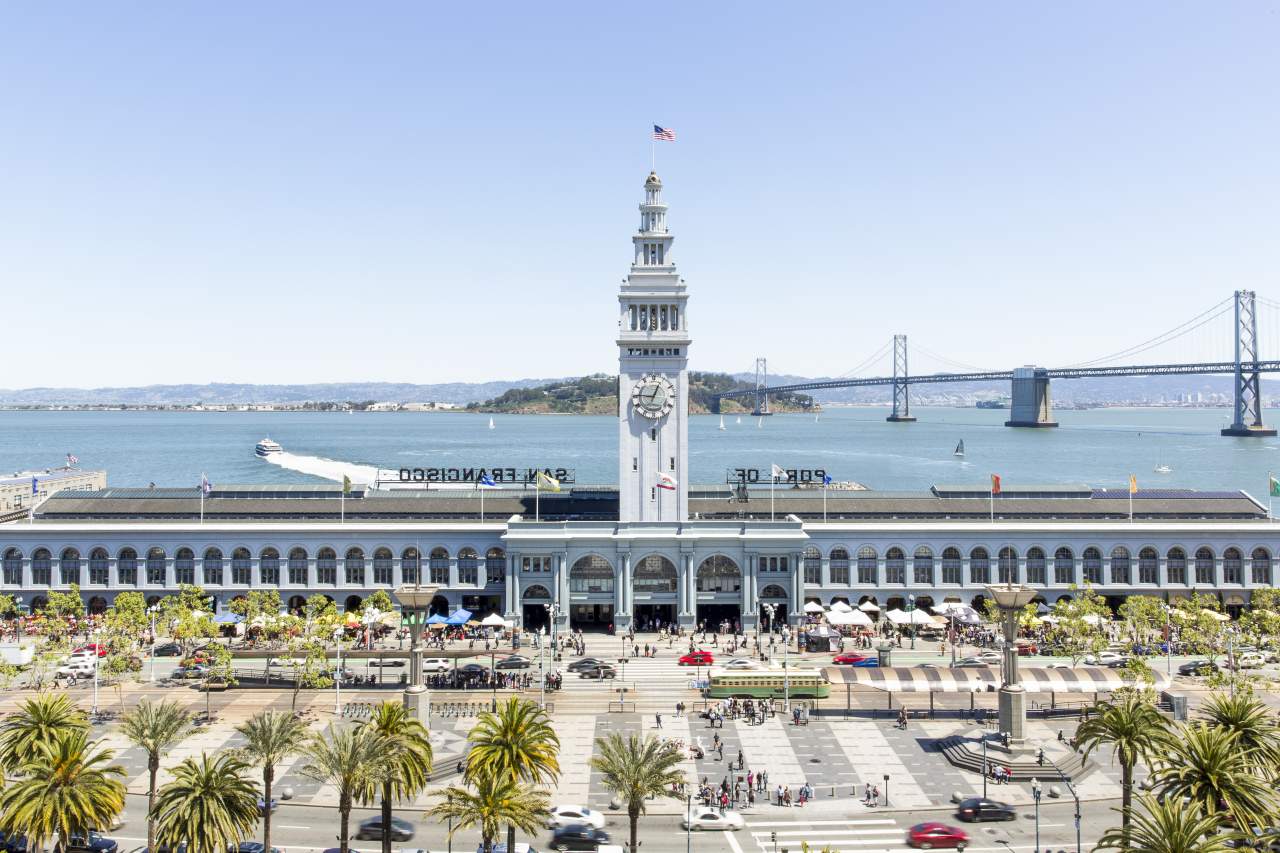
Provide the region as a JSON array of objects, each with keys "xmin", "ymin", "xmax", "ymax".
[{"xmin": 465, "ymin": 372, "xmax": 815, "ymax": 415}]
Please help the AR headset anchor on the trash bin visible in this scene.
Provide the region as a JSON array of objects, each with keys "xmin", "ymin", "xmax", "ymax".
[
  {"xmin": 876, "ymin": 642, "xmax": 893, "ymax": 668},
  {"xmin": 1166, "ymin": 692, "xmax": 1188, "ymax": 721}
]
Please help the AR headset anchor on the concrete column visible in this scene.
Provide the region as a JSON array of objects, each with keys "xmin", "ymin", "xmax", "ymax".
[
  {"xmin": 613, "ymin": 554, "xmax": 627, "ymax": 626},
  {"xmin": 1101, "ymin": 557, "xmax": 1112, "ymax": 587},
  {"xmin": 1213, "ymin": 558, "xmax": 1224, "ymax": 588},
  {"xmin": 448, "ymin": 557, "xmax": 459, "ymax": 588},
  {"xmin": 557, "ymin": 553, "xmax": 570, "ymax": 629},
  {"xmin": 249, "ymin": 558, "xmax": 260, "ymax": 589},
  {"xmin": 505, "ymin": 555, "xmax": 518, "ymax": 618},
  {"xmin": 1157, "ymin": 557, "xmax": 1169, "ymax": 588},
  {"xmin": 22, "ymin": 558, "xmax": 32, "ymax": 588},
  {"xmin": 108, "ymin": 558, "xmax": 119, "ymax": 589},
  {"xmin": 307, "ymin": 558, "xmax": 318, "ymax": 589},
  {"xmin": 819, "ymin": 556, "xmax": 830, "ymax": 589}
]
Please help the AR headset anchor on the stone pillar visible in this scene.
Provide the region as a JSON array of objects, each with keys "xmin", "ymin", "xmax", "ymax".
[
  {"xmin": 961, "ymin": 557, "xmax": 971, "ymax": 587},
  {"xmin": 249, "ymin": 557, "xmax": 260, "ymax": 589},
  {"xmin": 1157, "ymin": 556, "xmax": 1169, "ymax": 588},
  {"xmin": 108, "ymin": 558, "xmax": 119, "ymax": 589},
  {"xmin": 820, "ymin": 556, "xmax": 831, "ymax": 588},
  {"xmin": 448, "ymin": 557, "xmax": 459, "ymax": 588},
  {"xmin": 557, "ymin": 553, "xmax": 570, "ymax": 630},
  {"xmin": 505, "ymin": 555, "xmax": 519, "ymax": 620},
  {"xmin": 1004, "ymin": 367, "xmax": 1058, "ymax": 428},
  {"xmin": 307, "ymin": 558, "xmax": 318, "ymax": 588}
]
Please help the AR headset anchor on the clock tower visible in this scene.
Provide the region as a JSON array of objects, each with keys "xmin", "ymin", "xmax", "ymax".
[{"xmin": 617, "ymin": 172, "xmax": 689, "ymax": 522}]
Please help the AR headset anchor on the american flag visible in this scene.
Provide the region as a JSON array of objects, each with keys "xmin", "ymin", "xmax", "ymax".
[
  {"xmin": 66, "ymin": 453, "xmax": 78, "ymax": 465},
  {"xmin": 652, "ymin": 125, "xmax": 676, "ymax": 141}
]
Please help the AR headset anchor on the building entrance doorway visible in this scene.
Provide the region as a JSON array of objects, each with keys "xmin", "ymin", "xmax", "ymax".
[
  {"xmin": 695, "ymin": 603, "xmax": 741, "ymax": 631},
  {"xmin": 570, "ymin": 603, "xmax": 614, "ymax": 631},
  {"xmin": 634, "ymin": 603, "xmax": 677, "ymax": 630}
]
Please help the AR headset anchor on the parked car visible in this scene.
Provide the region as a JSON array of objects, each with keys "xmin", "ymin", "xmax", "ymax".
[
  {"xmin": 1177, "ymin": 660, "xmax": 1219, "ymax": 676},
  {"xmin": 355, "ymin": 816, "xmax": 414, "ymax": 842},
  {"xmin": 721, "ymin": 658, "xmax": 759, "ymax": 670},
  {"xmin": 66, "ymin": 833, "xmax": 118, "ymax": 853},
  {"xmin": 975, "ymin": 651, "xmax": 1002, "ymax": 664},
  {"xmin": 228, "ymin": 844, "xmax": 282, "ymax": 853},
  {"xmin": 1233, "ymin": 652, "xmax": 1266, "ymax": 670},
  {"xmin": 57, "ymin": 660, "xmax": 96, "ymax": 679},
  {"xmin": 1014, "ymin": 640, "xmax": 1038, "ymax": 656},
  {"xmin": 72, "ymin": 644, "xmax": 108, "ymax": 659},
  {"xmin": 420, "ymin": 658, "xmax": 451, "ymax": 673},
  {"xmin": 577, "ymin": 664, "xmax": 616, "ymax": 680},
  {"xmin": 906, "ymin": 822, "xmax": 969, "ymax": 850},
  {"xmin": 678, "ymin": 651, "xmax": 714, "ymax": 666},
  {"xmin": 566, "ymin": 658, "xmax": 606, "ymax": 673},
  {"xmin": 832, "ymin": 653, "xmax": 870, "ymax": 665},
  {"xmin": 267, "ymin": 657, "xmax": 304, "ymax": 668},
  {"xmin": 549, "ymin": 824, "xmax": 610, "ymax": 851},
  {"xmin": 950, "ymin": 658, "xmax": 991, "ymax": 669},
  {"xmin": 680, "ymin": 808, "xmax": 744, "ymax": 831},
  {"xmin": 496, "ymin": 655, "xmax": 532, "ymax": 670},
  {"xmin": 956, "ymin": 798, "xmax": 1016, "ymax": 822},
  {"xmin": 547, "ymin": 805, "xmax": 606, "ymax": 830},
  {"xmin": 153, "ymin": 642, "xmax": 182, "ymax": 657},
  {"xmin": 367, "ymin": 659, "xmax": 405, "ymax": 667},
  {"xmin": 1084, "ymin": 651, "xmax": 1125, "ymax": 666},
  {"xmin": 172, "ymin": 664, "xmax": 209, "ymax": 680}
]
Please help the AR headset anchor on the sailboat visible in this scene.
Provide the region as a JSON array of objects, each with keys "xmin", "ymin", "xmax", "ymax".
[
  {"xmin": 1154, "ymin": 462, "xmax": 1172, "ymax": 474},
  {"xmin": 488, "ymin": 417, "xmax": 495, "ymax": 430},
  {"xmin": 757, "ymin": 417, "xmax": 763, "ymax": 428},
  {"xmin": 954, "ymin": 439, "xmax": 965, "ymax": 458},
  {"xmin": 736, "ymin": 416, "xmax": 742, "ymax": 425},
  {"xmin": 718, "ymin": 414, "xmax": 726, "ymax": 431}
]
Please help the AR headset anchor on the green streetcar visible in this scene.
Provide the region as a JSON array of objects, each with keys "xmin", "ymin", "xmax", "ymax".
[{"xmin": 706, "ymin": 668, "xmax": 830, "ymax": 700}]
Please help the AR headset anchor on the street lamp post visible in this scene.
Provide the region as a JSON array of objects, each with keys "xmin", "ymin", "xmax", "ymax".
[
  {"xmin": 147, "ymin": 605, "xmax": 159, "ymax": 684},
  {"xmin": 1031, "ymin": 777, "xmax": 1042, "ymax": 853},
  {"xmin": 332, "ymin": 627, "xmax": 344, "ymax": 715},
  {"xmin": 91, "ymin": 629, "xmax": 100, "ymax": 719},
  {"xmin": 882, "ymin": 773, "xmax": 889, "ymax": 807},
  {"xmin": 685, "ymin": 794, "xmax": 692, "ymax": 853},
  {"xmin": 540, "ymin": 626, "xmax": 548, "ymax": 708},
  {"xmin": 394, "ymin": 583, "xmax": 441, "ymax": 725},
  {"xmin": 986, "ymin": 582, "xmax": 1037, "ymax": 747},
  {"xmin": 907, "ymin": 594, "xmax": 916, "ymax": 650}
]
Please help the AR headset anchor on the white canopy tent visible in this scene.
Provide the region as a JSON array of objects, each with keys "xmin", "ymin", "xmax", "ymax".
[
  {"xmin": 802, "ymin": 601, "xmax": 825, "ymax": 614},
  {"xmin": 858, "ymin": 601, "xmax": 881, "ymax": 613},
  {"xmin": 830, "ymin": 600, "xmax": 854, "ymax": 613},
  {"xmin": 885, "ymin": 608, "xmax": 936, "ymax": 626},
  {"xmin": 825, "ymin": 609, "xmax": 874, "ymax": 627},
  {"xmin": 480, "ymin": 613, "xmax": 508, "ymax": 627}
]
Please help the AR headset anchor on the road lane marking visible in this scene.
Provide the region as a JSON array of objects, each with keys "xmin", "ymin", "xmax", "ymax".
[{"xmin": 746, "ymin": 819, "xmax": 897, "ymax": 827}]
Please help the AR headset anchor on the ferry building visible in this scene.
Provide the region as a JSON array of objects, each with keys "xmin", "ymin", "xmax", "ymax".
[{"xmin": 4, "ymin": 173, "xmax": 1279, "ymax": 630}]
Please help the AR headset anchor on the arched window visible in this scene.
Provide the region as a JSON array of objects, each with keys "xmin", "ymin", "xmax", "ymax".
[
  {"xmin": 1082, "ymin": 547, "xmax": 1102, "ymax": 585},
  {"xmin": 857, "ymin": 547, "xmax": 877, "ymax": 585},
  {"xmin": 175, "ymin": 548, "xmax": 195, "ymax": 585},
  {"xmin": 759, "ymin": 584, "xmax": 788, "ymax": 600},
  {"xmin": 941, "ymin": 547, "xmax": 962, "ymax": 584},
  {"xmin": 401, "ymin": 548, "xmax": 420, "ymax": 584},
  {"xmin": 830, "ymin": 548, "xmax": 850, "ymax": 586},
  {"xmin": 1026, "ymin": 547, "xmax": 1046, "ymax": 585},
  {"xmin": 696, "ymin": 555, "xmax": 741, "ymax": 593},
  {"xmin": 1252, "ymin": 548, "xmax": 1271, "ymax": 585},
  {"xmin": 232, "ymin": 547, "xmax": 251, "ymax": 585},
  {"xmin": 969, "ymin": 548, "xmax": 989, "ymax": 585},
  {"xmin": 1, "ymin": 548, "xmax": 21, "ymax": 585},
  {"xmin": 634, "ymin": 555, "xmax": 677, "ymax": 593},
  {"xmin": 146, "ymin": 547, "xmax": 167, "ymax": 586},
  {"xmin": 202, "ymin": 548, "xmax": 222, "ymax": 586},
  {"xmin": 317, "ymin": 548, "xmax": 337, "ymax": 585},
  {"xmin": 998, "ymin": 547, "xmax": 1018, "ymax": 584},
  {"xmin": 1053, "ymin": 547, "xmax": 1074, "ymax": 585},
  {"xmin": 31, "ymin": 548, "xmax": 52, "ymax": 586},
  {"xmin": 89, "ymin": 548, "xmax": 109, "ymax": 586},
  {"xmin": 288, "ymin": 548, "xmax": 308, "ymax": 585},
  {"xmin": 429, "ymin": 548, "xmax": 449, "ymax": 585},
  {"xmin": 1223, "ymin": 547, "xmax": 1242, "ymax": 585},
  {"xmin": 913, "ymin": 547, "xmax": 934, "ymax": 586},
  {"xmin": 59, "ymin": 548, "xmax": 80, "ymax": 586},
  {"xmin": 259, "ymin": 548, "xmax": 280, "ymax": 586},
  {"xmin": 1166, "ymin": 547, "xmax": 1187, "ymax": 585},
  {"xmin": 1194, "ymin": 547, "xmax": 1214, "ymax": 585},
  {"xmin": 523, "ymin": 584, "xmax": 551, "ymax": 601},
  {"xmin": 373, "ymin": 548, "xmax": 393, "ymax": 585},
  {"xmin": 569, "ymin": 555, "xmax": 614, "ymax": 594},
  {"xmin": 345, "ymin": 547, "xmax": 365, "ymax": 585},
  {"xmin": 1138, "ymin": 547, "xmax": 1158, "ymax": 584},
  {"xmin": 486, "ymin": 548, "xmax": 505, "ymax": 585},
  {"xmin": 1110, "ymin": 547, "xmax": 1131, "ymax": 585},
  {"xmin": 458, "ymin": 548, "xmax": 480, "ymax": 586},
  {"xmin": 885, "ymin": 548, "xmax": 905, "ymax": 585},
  {"xmin": 803, "ymin": 546, "xmax": 821, "ymax": 585}
]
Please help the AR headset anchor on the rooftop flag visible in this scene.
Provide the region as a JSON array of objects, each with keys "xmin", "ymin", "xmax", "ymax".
[
  {"xmin": 770, "ymin": 463, "xmax": 787, "ymax": 481},
  {"xmin": 478, "ymin": 474, "xmax": 498, "ymax": 488},
  {"xmin": 1129, "ymin": 474, "xmax": 1138, "ymax": 494},
  {"xmin": 201, "ymin": 473, "xmax": 212, "ymax": 495},
  {"xmin": 657, "ymin": 473, "xmax": 677, "ymax": 491},
  {"xmin": 652, "ymin": 125, "xmax": 676, "ymax": 141},
  {"xmin": 66, "ymin": 453, "xmax": 78, "ymax": 466},
  {"xmin": 536, "ymin": 471, "xmax": 561, "ymax": 493},
  {"xmin": 990, "ymin": 474, "xmax": 1001, "ymax": 495},
  {"xmin": 1270, "ymin": 475, "xmax": 1280, "ymax": 497},
  {"xmin": 31, "ymin": 477, "xmax": 37, "ymax": 496}
]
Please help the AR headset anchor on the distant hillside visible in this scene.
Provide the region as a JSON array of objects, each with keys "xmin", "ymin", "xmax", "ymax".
[{"xmin": 466, "ymin": 373, "xmax": 814, "ymax": 414}]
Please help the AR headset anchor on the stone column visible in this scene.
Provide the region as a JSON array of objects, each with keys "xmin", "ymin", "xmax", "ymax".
[
  {"xmin": 307, "ymin": 558, "xmax": 318, "ymax": 589},
  {"xmin": 448, "ymin": 557, "xmax": 459, "ymax": 588},
  {"xmin": 249, "ymin": 557, "xmax": 260, "ymax": 589},
  {"xmin": 21, "ymin": 557, "xmax": 32, "ymax": 588},
  {"xmin": 505, "ymin": 555, "xmax": 519, "ymax": 619},
  {"xmin": 1157, "ymin": 556, "xmax": 1169, "ymax": 588},
  {"xmin": 557, "ymin": 553, "xmax": 570, "ymax": 630},
  {"xmin": 961, "ymin": 557, "xmax": 971, "ymax": 587},
  {"xmin": 820, "ymin": 556, "xmax": 831, "ymax": 588},
  {"xmin": 614, "ymin": 553, "xmax": 628, "ymax": 629}
]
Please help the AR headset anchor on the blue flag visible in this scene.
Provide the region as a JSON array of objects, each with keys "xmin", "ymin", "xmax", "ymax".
[
  {"xmin": 822, "ymin": 475, "xmax": 832, "ymax": 487},
  {"xmin": 31, "ymin": 477, "xmax": 37, "ymax": 495},
  {"xmin": 479, "ymin": 474, "xmax": 497, "ymax": 488}
]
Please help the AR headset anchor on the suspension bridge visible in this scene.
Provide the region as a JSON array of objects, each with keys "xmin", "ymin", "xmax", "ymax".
[{"xmin": 717, "ymin": 290, "xmax": 1280, "ymax": 437}]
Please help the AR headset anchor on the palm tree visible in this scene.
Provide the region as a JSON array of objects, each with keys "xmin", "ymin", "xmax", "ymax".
[
  {"xmin": 1200, "ymin": 691, "xmax": 1280, "ymax": 778},
  {"xmin": 0, "ymin": 693, "xmax": 89, "ymax": 772},
  {"xmin": 465, "ymin": 697, "xmax": 560, "ymax": 853},
  {"xmin": 427, "ymin": 775, "xmax": 549, "ymax": 853},
  {"xmin": 589, "ymin": 732, "xmax": 685, "ymax": 853},
  {"xmin": 119, "ymin": 698, "xmax": 192, "ymax": 853},
  {"xmin": 234, "ymin": 710, "xmax": 309, "ymax": 853},
  {"xmin": 301, "ymin": 725, "xmax": 390, "ymax": 853},
  {"xmin": 358, "ymin": 702, "xmax": 433, "ymax": 853},
  {"xmin": 1075, "ymin": 691, "xmax": 1171, "ymax": 843},
  {"xmin": 1097, "ymin": 794, "xmax": 1240, "ymax": 852},
  {"xmin": 0, "ymin": 730, "xmax": 125, "ymax": 853},
  {"xmin": 152, "ymin": 752, "xmax": 260, "ymax": 853},
  {"xmin": 1153, "ymin": 722, "xmax": 1277, "ymax": 833}
]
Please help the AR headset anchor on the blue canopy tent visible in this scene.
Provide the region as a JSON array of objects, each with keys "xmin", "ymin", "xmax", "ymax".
[
  {"xmin": 213, "ymin": 613, "xmax": 243, "ymax": 625},
  {"xmin": 425, "ymin": 614, "xmax": 450, "ymax": 625},
  {"xmin": 445, "ymin": 608, "xmax": 472, "ymax": 626}
]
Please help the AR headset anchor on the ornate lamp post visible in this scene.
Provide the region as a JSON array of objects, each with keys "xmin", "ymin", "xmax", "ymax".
[
  {"xmin": 394, "ymin": 583, "xmax": 440, "ymax": 725},
  {"xmin": 986, "ymin": 581, "xmax": 1036, "ymax": 746}
]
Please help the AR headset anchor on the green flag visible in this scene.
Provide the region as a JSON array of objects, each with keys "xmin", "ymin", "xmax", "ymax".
[{"xmin": 1270, "ymin": 476, "xmax": 1280, "ymax": 497}]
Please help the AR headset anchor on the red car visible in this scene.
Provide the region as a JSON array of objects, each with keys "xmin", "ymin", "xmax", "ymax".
[
  {"xmin": 907, "ymin": 821, "xmax": 969, "ymax": 850},
  {"xmin": 832, "ymin": 653, "xmax": 869, "ymax": 665},
  {"xmin": 678, "ymin": 651, "xmax": 714, "ymax": 666},
  {"xmin": 73, "ymin": 644, "xmax": 108, "ymax": 658}
]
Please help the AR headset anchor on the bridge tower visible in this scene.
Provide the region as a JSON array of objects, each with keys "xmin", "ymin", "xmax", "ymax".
[
  {"xmin": 1222, "ymin": 290, "xmax": 1276, "ymax": 437},
  {"xmin": 1004, "ymin": 366, "xmax": 1058, "ymax": 428},
  {"xmin": 753, "ymin": 357, "xmax": 772, "ymax": 416},
  {"xmin": 885, "ymin": 334, "xmax": 916, "ymax": 422}
]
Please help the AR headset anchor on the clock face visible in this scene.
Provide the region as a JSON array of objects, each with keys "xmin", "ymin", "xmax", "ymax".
[{"xmin": 631, "ymin": 375, "xmax": 675, "ymax": 419}]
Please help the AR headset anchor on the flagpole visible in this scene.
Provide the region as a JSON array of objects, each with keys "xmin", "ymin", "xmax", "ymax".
[
  {"xmin": 990, "ymin": 488, "xmax": 994, "ymax": 523},
  {"xmin": 771, "ymin": 476, "xmax": 776, "ymax": 522},
  {"xmin": 823, "ymin": 483, "xmax": 827, "ymax": 524},
  {"xmin": 340, "ymin": 490, "xmax": 345, "ymax": 524},
  {"xmin": 535, "ymin": 479, "xmax": 540, "ymax": 523},
  {"xmin": 480, "ymin": 486, "xmax": 485, "ymax": 523}
]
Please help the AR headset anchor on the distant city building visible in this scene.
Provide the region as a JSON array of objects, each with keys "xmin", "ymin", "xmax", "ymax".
[{"xmin": 0, "ymin": 468, "xmax": 107, "ymax": 523}]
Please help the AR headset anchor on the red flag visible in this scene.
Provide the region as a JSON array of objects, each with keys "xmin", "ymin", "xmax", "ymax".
[{"xmin": 990, "ymin": 474, "xmax": 1001, "ymax": 495}]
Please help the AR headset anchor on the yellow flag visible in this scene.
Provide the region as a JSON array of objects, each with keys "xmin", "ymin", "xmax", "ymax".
[
  {"xmin": 535, "ymin": 471, "xmax": 561, "ymax": 493},
  {"xmin": 343, "ymin": 475, "xmax": 352, "ymax": 495},
  {"xmin": 1129, "ymin": 474, "xmax": 1137, "ymax": 494}
]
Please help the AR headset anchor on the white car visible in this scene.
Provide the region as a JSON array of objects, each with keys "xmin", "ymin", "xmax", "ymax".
[
  {"xmin": 547, "ymin": 804, "xmax": 606, "ymax": 830},
  {"xmin": 681, "ymin": 808, "xmax": 745, "ymax": 831},
  {"xmin": 421, "ymin": 658, "xmax": 451, "ymax": 673},
  {"xmin": 1084, "ymin": 652, "xmax": 1124, "ymax": 666},
  {"xmin": 1233, "ymin": 652, "xmax": 1266, "ymax": 670},
  {"xmin": 57, "ymin": 661, "xmax": 95, "ymax": 679},
  {"xmin": 975, "ymin": 651, "xmax": 1002, "ymax": 664},
  {"xmin": 268, "ymin": 657, "xmax": 304, "ymax": 668},
  {"xmin": 722, "ymin": 658, "xmax": 759, "ymax": 670}
]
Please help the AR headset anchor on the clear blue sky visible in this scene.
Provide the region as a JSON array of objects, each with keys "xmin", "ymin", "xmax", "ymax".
[{"xmin": 2, "ymin": 2, "xmax": 1277, "ymax": 388}]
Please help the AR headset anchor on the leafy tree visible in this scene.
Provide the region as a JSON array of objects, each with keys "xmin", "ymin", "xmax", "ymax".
[
  {"xmin": 1170, "ymin": 592, "xmax": 1228, "ymax": 664},
  {"xmin": 229, "ymin": 590, "xmax": 284, "ymax": 642},
  {"xmin": 162, "ymin": 585, "xmax": 217, "ymax": 657},
  {"xmin": 42, "ymin": 585, "xmax": 86, "ymax": 622},
  {"xmin": 1153, "ymin": 722, "xmax": 1278, "ymax": 833},
  {"xmin": 153, "ymin": 752, "xmax": 260, "ymax": 853},
  {"xmin": 301, "ymin": 725, "xmax": 390, "ymax": 853},
  {"xmin": 103, "ymin": 591, "xmax": 149, "ymax": 638},
  {"xmin": 0, "ymin": 594, "xmax": 18, "ymax": 619},
  {"xmin": 589, "ymin": 733, "xmax": 685, "ymax": 853},
  {"xmin": 465, "ymin": 697, "xmax": 561, "ymax": 853},
  {"xmin": 1076, "ymin": 691, "xmax": 1171, "ymax": 845},
  {"xmin": 0, "ymin": 693, "xmax": 89, "ymax": 772},
  {"xmin": 427, "ymin": 775, "xmax": 549, "ymax": 853},
  {"xmin": 1046, "ymin": 585, "xmax": 1111, "ymax": 667},
  {"xmin": 304, "ymin": 594, "xmax": 339, "ymax": 633},
  {"xmin": 285, "ymin": 637, "xmax": 333, "ymax": 712},
  {"xmin": 100, "ymin": 652, "xmax": 141, "ymax": 714},
  {"xmin": 200, "ymin": 643, "xmax": 237, "ymax": 723},
  {"xmin": 362, "ymin": 589, "xmax": 393, "ymax": 617},
  {"xmin": 1239, "ymin": 588, "xmax": 1280, "ymax": 651},
  {"xmin": 26, "ymin": 637, "xmax": 71, "ymax": 691},
  {"xmin": 1097, "ymin": 794, "xmax": 1240, "ymax": 853},
  {"xmin": 1199, "ymin": 691, "xmax": 1280, "ymax": 780},
  {"xmin": 359, "ymin": 702, "xmax": 433, "ymax": 853},
  {"xmin": 234, "ymin": 710, "xmax": 310, "ymax": 853},
  {"xmin": 1117, "ymin": 594, "xmax": 1167, "ymax": 652},
  {"xmin": 120, "ymin": 699, "xmax": 192, "ymax": 853},
  {"xmin": 0, "ymin": 730, "xmax": 125, "ymax": 853}
]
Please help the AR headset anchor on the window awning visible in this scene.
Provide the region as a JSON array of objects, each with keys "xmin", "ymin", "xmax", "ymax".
[{"xmin": 823, "ymin": 665, "xmax": 1170, "ymax": 694}]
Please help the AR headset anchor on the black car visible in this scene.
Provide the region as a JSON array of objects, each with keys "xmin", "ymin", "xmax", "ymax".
[
  {"xmin": 67, "ymin": 834, "xmax": 118, "ymax": 853},
  {"xmin": 228, "ymin": 845, "xmax": 282, "ymax": 853},
  {"xmin": 577, "ymin": 664, "xmax": 616, "ymax": 680},
  {"xmin": 153, "ymin": 642, "xmax": 182, "ymax": 657},
  {"xmin": 367, "ymin": 659, "xmax": 405, "ymax": 667},
  {"xmin": 458, "ymin": 663, "xmax": 487, "ymax": 675},
  {"xmin": 550, "ymin": 824, "xmax": 610, "ymax": 852},
  {"xmin": 355, "ymin": 816, "xmax": 415, "ymax": 842},
  {"xmin": 4, "ymin": 836, "xmax": 28, "ymax": 853},
  {"xmin": 566, "ymin": 658, "xmax": 605, "ymax": 673},
  {"xmin": 1178, "ymin": 660, "xmax": 1219, "ymax": 676},
  {"xmin": 496, "ymin": 655, "xmax": 532, "ymax": 670},
  {"xmin": 956, "ymin": 797, "xmax": 1016, "ymax": 822}
]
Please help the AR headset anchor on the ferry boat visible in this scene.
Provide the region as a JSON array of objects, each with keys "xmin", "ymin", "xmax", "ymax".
[{"xmin": 254, "ymin": 438, "xmax": 283, "ymax": 457}]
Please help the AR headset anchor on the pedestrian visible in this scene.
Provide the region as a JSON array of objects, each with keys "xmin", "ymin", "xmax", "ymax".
[
  {"xmin": 776, "ymin": 784, "xmax": 784, "ymax": 807},
  {"xmin": 737, "ymin": 749, "xmax": 744, "ymax": 771},
  {"xmin": 655, "ymin": 713, "xmax": 663, "ymax": 729}
]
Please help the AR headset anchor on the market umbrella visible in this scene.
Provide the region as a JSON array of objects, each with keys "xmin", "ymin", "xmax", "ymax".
[
  {"xmin": 426, "ymin": 614, "xmax": 449, "ymax": 625},
  {"xmin": 826, "ymin": 609, "xmax": 873, "ymax": 627},
  {"xmin": 830, "ymin": 600, "xmax": 854, "ymax": 613},
  {"xmin": 480, "ymin": 613, "xmax": 507, "ymax": 627},
  {"xmin": 445, "ymin": 608, "xmax": 472, "ymax": 626},
  {"xmin": 802, "ymin": 601, "xmax": 825, "ymax": 614},
  {"xmin": 885, "ymin": 608, "xmax": 909, "ymax": 625},
  {"xmin": 858, "ymin": 601, "xmax": 880, "ymax": 612}
]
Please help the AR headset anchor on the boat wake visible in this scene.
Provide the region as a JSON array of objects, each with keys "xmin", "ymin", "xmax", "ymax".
[{"xmin": 262, "ymin": 451, "xmax": 386, "ymax": 486}]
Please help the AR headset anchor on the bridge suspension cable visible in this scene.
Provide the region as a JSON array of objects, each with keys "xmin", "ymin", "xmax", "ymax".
[
  {"xmin": 1058, "ymin": 295, "xmax": 1235, "ymax": 369},
  {"xmin": 911, "ymin": 343, "xmax": 997, "ymax": 374},
  {"xmin": 832, "ymin": 340, "xmax": 892, "ymax": 379}
]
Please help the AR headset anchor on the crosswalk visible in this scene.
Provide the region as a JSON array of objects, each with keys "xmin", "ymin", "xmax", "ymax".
[
  {"xmin": 740, "ymin": 816, "xmax": 1040, "ymax": 853},
  {"xmin": 556, "ymin": 656, "xmax": 699, "ymax": 710}
]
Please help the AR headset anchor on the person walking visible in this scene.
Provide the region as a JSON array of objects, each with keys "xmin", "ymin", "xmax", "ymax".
[{"xmin": 655, "ymin": 712, "xmax": 663, "ymax": 729}]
